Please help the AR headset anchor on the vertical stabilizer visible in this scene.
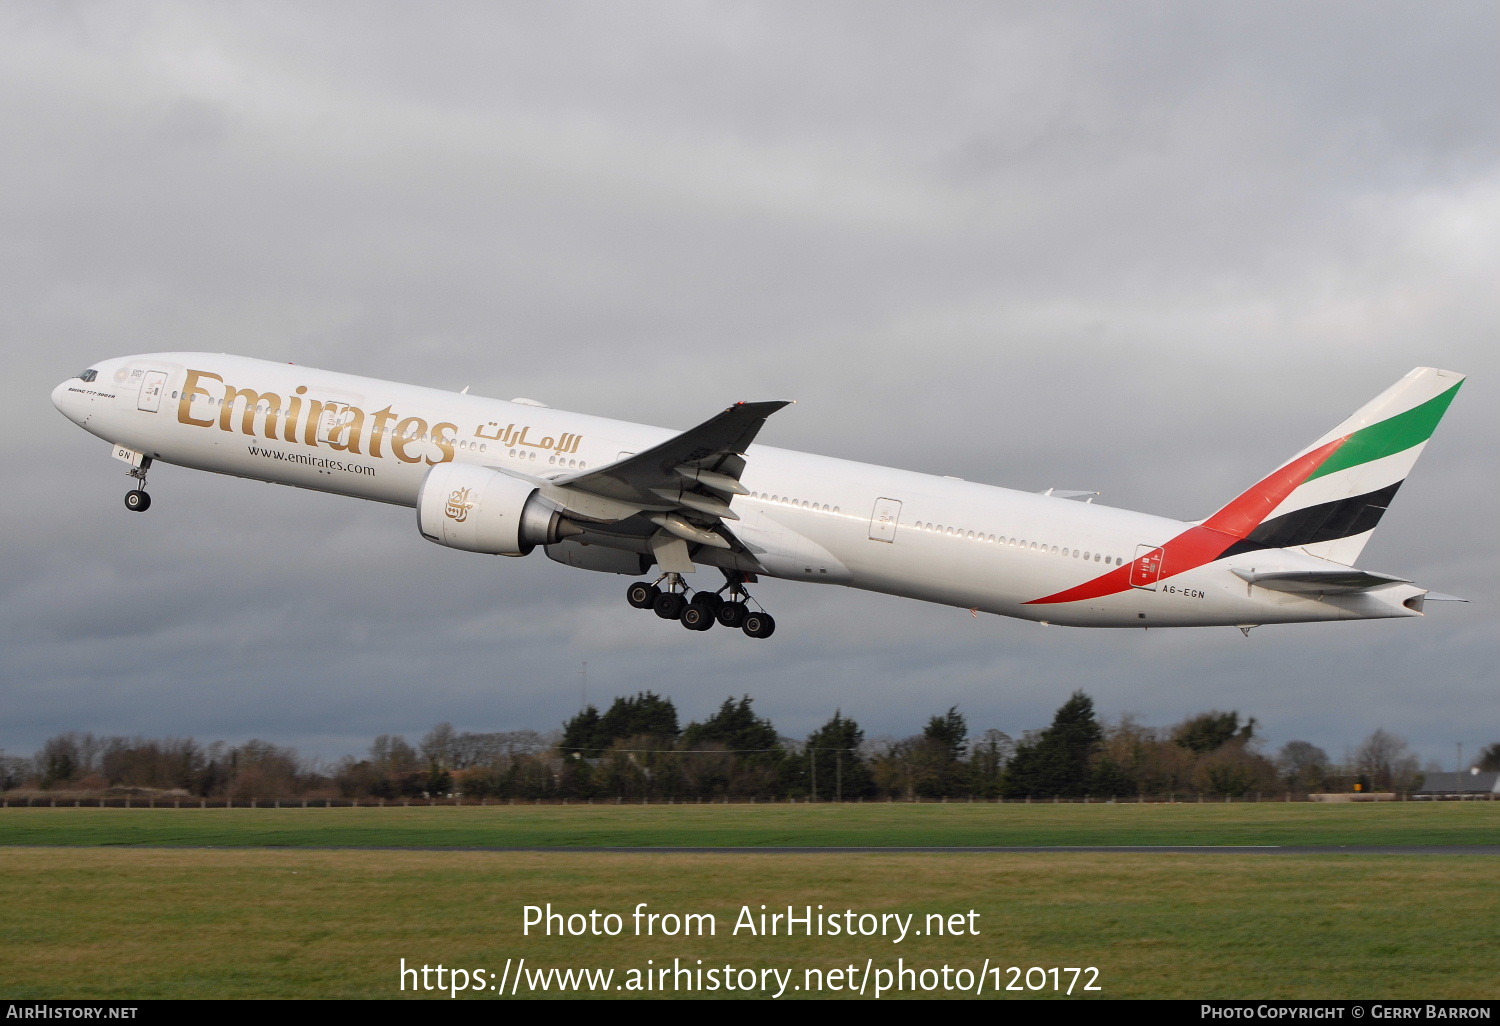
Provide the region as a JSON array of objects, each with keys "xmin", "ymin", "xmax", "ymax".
[{"xmin": 1211, "ymin": 367, "xmax": 1464, "ymax": 566}]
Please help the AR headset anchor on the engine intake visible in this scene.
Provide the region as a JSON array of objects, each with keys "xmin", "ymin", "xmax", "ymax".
[{"xmin": 417, "ymin": 464, "xmax": 576, "ymax": 556}]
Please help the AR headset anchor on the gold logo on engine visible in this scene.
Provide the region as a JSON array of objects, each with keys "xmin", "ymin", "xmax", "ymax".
[{"xmin": 445, "ymin": 486, "xmax": 475, "ymax": 523}]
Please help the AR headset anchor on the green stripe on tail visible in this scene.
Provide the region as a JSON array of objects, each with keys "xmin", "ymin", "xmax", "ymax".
[{"xmin": 1307, "ymin": 381, "xmax": 1463, "ymax": 482}]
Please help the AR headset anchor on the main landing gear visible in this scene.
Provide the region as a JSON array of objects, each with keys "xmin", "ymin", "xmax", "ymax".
[
  {"xmin": 625, "ymin": 570, "xmax": 776, "ymax": 639},
  {"xmin": 124, "ymin": 457, "xmax": 153, "ymax": 512}
]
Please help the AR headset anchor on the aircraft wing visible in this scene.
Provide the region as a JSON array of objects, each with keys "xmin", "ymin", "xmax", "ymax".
[
  {"xmin": 523, "ymin": 401, "xmax": 791, "ymax": 568},
  {"xmin": 1230, "ymin": 568, "xmax": 1412, "ymax": 594},
  {"xmin": 553, "ymin": 400, "xmax": 790, "ymax": 506}
]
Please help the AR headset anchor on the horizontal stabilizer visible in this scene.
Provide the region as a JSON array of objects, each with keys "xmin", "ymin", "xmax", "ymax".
[
  {"xmin": 1420, "ymin": 592, "xmax": 1469, "ymax": 603},
  {"xmin": 1231, "ymin": 568, "xmax": 1411, "ymax": 594}
]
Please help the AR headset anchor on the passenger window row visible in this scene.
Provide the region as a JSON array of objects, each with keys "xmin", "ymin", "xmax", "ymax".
[
  {"xmin": 912, "ymin": 521, "xmax": 1122, "ymax": 565},
  {"xmin": 748, "ymin": 492, "xmax": 840, "ymax": 516}
]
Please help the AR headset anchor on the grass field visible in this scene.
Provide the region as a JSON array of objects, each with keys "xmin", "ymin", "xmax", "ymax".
[
  {"xmin": 2, "ymin": 800, "xmax": 1498, "ymax": 848},
  {"xmin": 2, "ymin": 805, "xmax": 1497, "ymax": 1000},
  {"xmin": 2, "ymin": 848, "xmax": 1497, "ymax": 1000}
]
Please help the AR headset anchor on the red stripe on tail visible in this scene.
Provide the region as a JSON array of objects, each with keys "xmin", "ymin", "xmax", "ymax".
[{"xmin": 1026, "ymin": 436, "xmax": 1347, "ymax": 605}]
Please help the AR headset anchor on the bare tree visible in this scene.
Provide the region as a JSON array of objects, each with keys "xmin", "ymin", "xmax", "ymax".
[
  {"xmin": 369, "ymin": 734, "xmax": 420, "ymax": 774},
  {"xmin": 420, "ymin": 722, "xmax": 458, "ymax": 768},
  {"xmin": 1193, "ymin": 744, "xmax": 1278, "ymax": 796},
  {"xmin": 1099, "ymin": 717, "xmax": 1195, "ymax": 795},
  {"xmin": 1276, "ymin": 740, "xmax": 1331, "ymax": 793},
  {"xmin": 226, "ymin": 740, "xmax": 305, "ymax": 800},
  {"xmin": 0, "ymin": 753, "xmax": 31, "ymax": 790},
  {"xmin": 1352, "ymin": 729, "xmax": 1421, "ymax": 793}
]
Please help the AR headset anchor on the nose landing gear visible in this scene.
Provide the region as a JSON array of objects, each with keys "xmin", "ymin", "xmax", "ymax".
[
  {"xmin": 623, "ymin": 570, "xmax": 776, "ymax": 639},
  {"xmin": 124, "ymin": 458, "xmax": 153, "ymax": 512}
]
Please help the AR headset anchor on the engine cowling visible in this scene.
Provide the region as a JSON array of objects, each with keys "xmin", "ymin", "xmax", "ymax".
[{"xmin": 417, "ymin": 463, "xmax": 572, "ymax": 556}]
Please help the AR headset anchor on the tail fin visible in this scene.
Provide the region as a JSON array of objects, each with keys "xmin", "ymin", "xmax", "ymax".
[{"xmin": 1206, "ymin": 367, "xmax": 1464, "ymax": 566}]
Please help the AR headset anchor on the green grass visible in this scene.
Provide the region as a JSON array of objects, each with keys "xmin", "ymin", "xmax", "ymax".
[
  {"xmin": 3, "ymin": 804, "xmax": 1496, "ymax": 999},
  {"xmin": 1, "ymin": 848, "xmax": 1495, "ymax": 1000},
  {"xmin": 1, "ymin": 801, "xmax": 1497, "ymax": 848}
]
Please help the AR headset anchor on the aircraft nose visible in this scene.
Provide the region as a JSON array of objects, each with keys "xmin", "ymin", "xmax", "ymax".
[{"xmin": 52, "ymin": 378, "xmax": 84, "ymax": 422}]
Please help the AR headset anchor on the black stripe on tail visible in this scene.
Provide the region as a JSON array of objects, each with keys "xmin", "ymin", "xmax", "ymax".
[{"xmin": 1221, "ymin": 482, "xmax": 1402, "ymax": 560}]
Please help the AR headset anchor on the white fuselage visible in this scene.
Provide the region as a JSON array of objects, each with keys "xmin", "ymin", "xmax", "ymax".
[{"xmin": 52, "ymin": 353, "xmax": 1428, "ymax": 629}]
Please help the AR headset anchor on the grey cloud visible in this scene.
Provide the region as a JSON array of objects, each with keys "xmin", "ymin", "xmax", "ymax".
[{"xmin": 3, "ymin": 2, "xmax": 1495, "ymax": 769}]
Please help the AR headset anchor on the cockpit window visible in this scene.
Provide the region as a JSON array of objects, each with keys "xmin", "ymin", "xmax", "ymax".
[{"xmin": 78, "ymin": 369, "xmax": 98, "ymax": 383}]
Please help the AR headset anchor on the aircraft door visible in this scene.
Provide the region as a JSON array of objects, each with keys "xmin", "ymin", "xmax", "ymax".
[
  {"xmin": 302, "ymin": 388, "xmax": 367, "ymax": 446},
  {"xmin": 1130, "ymin": 544, "xmax": 1165, "ymax": 590},
  {"xmin": 137, "ymin": 371, "xmax": 168, "ymax": 412},
  {"xmin": 317, "ymin": 406, "xmax": 350, "ymax": 444},
  {"xmin": 868, "ymin": 497, "xmax": 902, "ymax": 542}
]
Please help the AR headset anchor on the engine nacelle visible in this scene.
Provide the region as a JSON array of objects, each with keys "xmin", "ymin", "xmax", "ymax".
[{"xmin": 417, "ymin": 463, "xmax": 571, "ymax": 556}]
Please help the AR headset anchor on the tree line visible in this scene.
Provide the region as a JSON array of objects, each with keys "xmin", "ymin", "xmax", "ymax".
[{"xmin": 7, "ymin": 691, "xmax": 1481, "ymax": 801}]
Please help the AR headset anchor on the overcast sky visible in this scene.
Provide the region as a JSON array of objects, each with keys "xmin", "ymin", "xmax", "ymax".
[{"xmin": 4, "ymin": 1, "xmax": 1496, "ymax": 771}]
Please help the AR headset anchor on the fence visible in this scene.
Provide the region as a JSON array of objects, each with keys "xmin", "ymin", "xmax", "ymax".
[{"xmin": 2, "ymin": 791, "xmax": 1492, "ymax": 808}]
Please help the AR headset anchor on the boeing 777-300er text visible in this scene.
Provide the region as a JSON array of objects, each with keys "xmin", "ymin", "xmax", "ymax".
[{"xmin": 53, "ymin": 356, "xmax": 1465, "ymax": 639}]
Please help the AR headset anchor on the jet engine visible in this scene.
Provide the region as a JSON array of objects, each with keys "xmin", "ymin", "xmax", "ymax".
[{"xmin": 417, "ymin": 463, "xmax": 578, "ymax": 556}]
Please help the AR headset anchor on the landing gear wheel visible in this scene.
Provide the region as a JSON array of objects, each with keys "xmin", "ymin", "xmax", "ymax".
[
  {"xmin": 690, "ymin": 592, "xmax": 724, "ymax": 616},
  {"xmin": 653, "ymin": 592, "xmax": 687, "ymax": 620},
  {"xmin": 680, "ymin": 603, "xmax": 715, "ymax": 631},
  {"xmin": 124, "ymin": 489, "xmax": 151, "ymax": 512},
  {"xmin": 626, "ymin": 581, "xmax": 660, "ymax": 609},
  {"xmin": 741, "ymin": 611, "xmax": 776, "ymax": 639},
  {"xmin": 716, "ymin": 601, "xmax": 748, "ymax": 629}
]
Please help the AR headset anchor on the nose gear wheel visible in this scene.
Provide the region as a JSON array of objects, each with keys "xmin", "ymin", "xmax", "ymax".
[{"xmin": 123, "ymin": 457, "xmax": 154, "ymax": 512}]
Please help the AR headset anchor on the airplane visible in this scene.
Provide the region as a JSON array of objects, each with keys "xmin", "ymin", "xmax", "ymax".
[{"xmin": 52, "ymin": 355, "xmax": 1465, "ymax": 639}]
